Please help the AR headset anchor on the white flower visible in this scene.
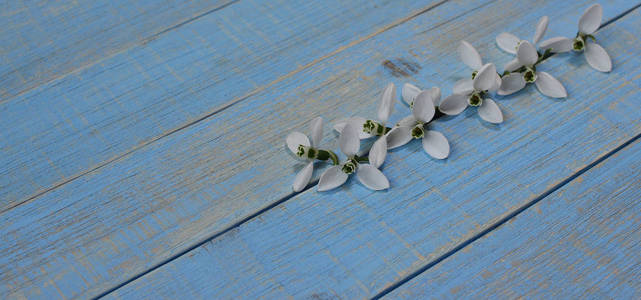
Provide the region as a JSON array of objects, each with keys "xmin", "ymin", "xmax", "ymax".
[
  {"xmin": 286, "ymin": 117, "xmax": 327, "ymax": 192},
  {"xmin": 496, "ymin": 16, "xmax": 549, "ymax": 55},
  {"xmin": 333, "ymin": 83, "xmax": 396, "ymax": 168},
  {"xmin": 401, "ymin": 83, "xmax": 441, "ymax": 107},
  {"xmin": 334, "ymin": 83, "xmax": 396, "ymax": 138},
  {"xmin": 440, "ymin": 63, "xmax": 504, "ymax": 124},
  {"xmin": 454, "ymin": 41, "xmax": 501, "ymax": 94},
  {"xmin": 318, "ymin": 123, "xmax": 390, "ymax": 191},
  {"xmin": 387, "ymin": 89, "xmax": 450, "ymax": 159},
  {"xmin": 539, "ymin": 4, "xmax": 611, "ymax": 72},
  {"xmin": 498, "ymin": 41, "xmax": 567, "ymax": 98}
]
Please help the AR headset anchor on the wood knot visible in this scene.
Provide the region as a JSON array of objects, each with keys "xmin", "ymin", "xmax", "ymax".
[{"xmin": 382, "ymin": 58, "xmax": 421, "ymax": 77}]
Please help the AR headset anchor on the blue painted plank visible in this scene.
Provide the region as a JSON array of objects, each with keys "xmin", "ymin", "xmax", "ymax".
[
  {"xmin": 0, "ymin": 0, "xmax": 450, "ymax": 213},
  {"xmin": 0, "ymin": 0, "xmax": 234, "ymax": 99},
  {"xmin": 0, "ymin": 0, "xmax": 503, "ymax": 298},
  {"xmin": 384, "ymin": 137, "xmax": 641, "ymax": 299},
  {"xmin": 0, "ymin": 0, "xmax": 232, "ymax": 100},
  {"xmin": 3, "ymin": 0, "xmax": 640, "ymax": 298},
  {"xmin": 87, "ymin": 3, "xmax": 641, "ymax": 299}
]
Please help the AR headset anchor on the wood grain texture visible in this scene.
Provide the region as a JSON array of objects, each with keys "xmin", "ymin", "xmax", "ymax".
[
  {"xmin": 1, "ymin": 0, "xmax": 496, "ymax": 298},
  {"xmin": 384, "ymin": 138, "xmax": 641, "ymax": 299},
  {"xmin": 98, "ymin": 3, "xmax": 641, "ymax": 299},
  {"xmin": 0, "ymin": 0, "xmax": 449, "ymax": 213},
  {"xmin": 0, "ymin": 0, "xmax": 233, "ymax": 100}
]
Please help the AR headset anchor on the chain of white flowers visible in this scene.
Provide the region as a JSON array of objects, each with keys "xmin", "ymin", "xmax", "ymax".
[{"xmin": 287, "ymin": 3, "xmax": 611, "ymax": 192}]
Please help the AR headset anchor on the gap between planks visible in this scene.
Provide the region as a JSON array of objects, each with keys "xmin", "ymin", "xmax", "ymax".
[
  {"xmin": 94, "ymin": 5, "xmax": 641, "ymax": 298},
  {"xmin": 3, "ymin": 0, "xmax": 459, "ymax": 213},
  {"xmin": 371, "ymin": 133, "xmax": 641, "ymax": 299}
]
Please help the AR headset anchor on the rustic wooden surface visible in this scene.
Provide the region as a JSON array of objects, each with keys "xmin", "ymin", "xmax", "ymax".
[
  {"xmin": 385, "ymin": 138, "xmax": 641, "ymax": 299},
  {"xmin": 1, "ymin": 0, "xmax": 640, "ymax": 299}
]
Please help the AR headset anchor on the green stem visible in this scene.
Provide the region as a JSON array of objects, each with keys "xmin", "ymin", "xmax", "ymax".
[
  {"xmin": 355, "ymin": 155, "xmax": 370, "ymax": 163},
  {"xmin": 316, "ymin": 149, "xmax": 339, "ymax": 165}
]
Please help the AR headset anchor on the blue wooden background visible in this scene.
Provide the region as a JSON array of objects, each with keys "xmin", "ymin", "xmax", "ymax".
[{"xmin": 1, "ymin": 0, "xmax": 640, "ymax": 298}]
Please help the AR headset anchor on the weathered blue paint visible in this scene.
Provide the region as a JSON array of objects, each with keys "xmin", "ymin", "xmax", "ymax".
[
  {"xmin": 1, "ymin": 0, "xmax": 640, "ymax": 299},
  {"xmin": 94, "ymin": 3, "xmax": 641, "ymax": 299},
  {"xmin": 0, "ymin": 0, "xmax": 451, "ymax": 211},
  {"xmin": 384, "ymin": 138, "xmax": 641, "ymax": 299},
  {"xmin": 0, "ymin": 0, "xmax": 233, "ymax": 100}
]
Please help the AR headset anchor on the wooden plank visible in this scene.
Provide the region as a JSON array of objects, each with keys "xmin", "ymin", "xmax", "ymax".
[
  {"xmin": 0, "ymin": 0, "xmax": 451, "ymax": 213},
  {"xmin": 383, "ymin": 137, "xmax": 641, "ymax": 299},
  {"xmin": 0, "ymin": 0, "xmax": 500, "ymax": 298},
  {"xmin": 0, "ymin": 0, "xmax": 234, "ymax": 100},
  {"xmin": 27, "ymin": 2, "xmax": 640, "ymax": 299}
]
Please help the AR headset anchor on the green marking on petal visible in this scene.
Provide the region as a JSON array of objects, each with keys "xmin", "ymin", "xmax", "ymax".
[
  {"xmin": 363, "ymin": 119, "xmax": 385, "ymax": 136},
  {"xmin": 523, "ymin": 67, "xmax": 537, "ymax": 83},
  {"xmin": 468, "ymin": 92, "xmax": 483, "ymax": 107},
  {"xmin": 411, "ymin": 124, "xmax": 424, "ymax": 139},
  {"xmin": 341, "ymin": 159, "xmax": 358, "ymax": 174},
  {"xmin": 471, "ymin": 70, "xmax": 478, "ymax": 79},
  {"xmin": 573, "ymin": 36, "xmax": 585, "ymax": 52}
]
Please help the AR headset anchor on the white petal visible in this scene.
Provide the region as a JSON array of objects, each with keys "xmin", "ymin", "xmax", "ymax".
[
  {"xmin": 286, "ymin": 131, "xmax": 310, "ymax": 154},
  {"xmin": 369, "ymin": 137, "xmax": 387, "ymax": 168},
  {"xmin": 579, "ymin": 3, "xmax": 602, "ymax": 35},
  {"xmin": 396, "ymin": 115, "xmax": 417, "ymax": 127},
  {"xmin": 498, "ymin": 73, "xmax": 526, "ymax": 96},
  {"xmin": 439, "ymin": 94, "xmax": 468, "ymax": 115},
  {"xmin": 386, "ymin": 126, "xmax": 412, "ymax": 149},
  {"xmin": 412, "ymin": 90, "xmax": 435, "ymax": 123},
  {"xmin": 517, "ymin": 41, "xmax": 538, "ymax": 66},
  {"xmin": 334, "ymin": 117, "xmax": 372, "ymax": 139},
  {"xmin": 422, "ymin": 130, "xmax": 450, "ymax": 159},
  {"xmin": 539, "ymin": 37, "xmax": 573, "ymax": 53},
  {"xmin": 339, "ymin": 123, "xmax": 360, "ymax": 156},
  {"xmin": 532, "ymin": 16, "xmax": 549, "ymax": 45},
  {"xmin": 402, "ymin": 83, "xmax": 422, "ymax": 106},
  {"xmin": 356, "ymin": 164, "xmax": 389, "ymax": 190},
  {"xmin": 453, "ymin": 78, "xmax": 474, "ymax": 95},
  {"xmin": 491, "ymin": 73, "xmax": 502, "ymax": 93},
  {"xmin": 309, "ymin": 117, "xmax": 323, "ymax": 147},
  {"xmin": 535, "ymin": 71, "xmax": 567, "ymax": 98},
  {"xmin": 428, "ymin": 86, "xmax": 441, "ymax": 106},
  {"xmin": 473, "ymin": 63, "xmax": 497, "ymax": 91},
  {"xmin": 293, "ymin": 162, "xmax": 314, "ymax": 192},
  {"xmin": 504, "ymin": 58, "xmax": 523, "ymax": 72},
  {"xmin": 458, "ymin": 40, "xmax": 483, "ymax": 69},
  {"xmin": 496, "ymin": 32, "xmax": 520, "ymax": 54},
  {"xmin": 585, "ymin": 41, "xmax": 612, "ymax": 72},
  {"xmin": 378, "ymin": 83, "xmax": 396, "ymax": 123},
  {"xmin": 318, "ymin": 166, "xmax": 348, "ymax": 192},
  {"xmin": 478, "ymin": 98, "xmax": 503, "ymax": 124}
]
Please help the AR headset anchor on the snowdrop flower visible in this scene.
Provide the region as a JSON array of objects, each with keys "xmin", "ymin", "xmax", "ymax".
[
  {"xmin": 401, "ymin": 83, "xmax": 441, "ymax": 107},
  {"xmin": 334, "ymin": 83, "xmax": 396, "ymax": 139},
  {"xmin": 286, "ymin": 117, "xmax": 337, "ymax": 192},
  {"xmin": 539, "ymin": 4, "xmax": 611, "ymax": 72},
  {"xmin": 496, "ymin": 16, "xmax": 549, "ymax": 55},
  {"xmin": 318, "ymin": 123, "xmax": 389, "ymax": 191},
  {"xmin": 499, "ymin": 41, "xmax": 567, "ymax": 98},
  {"xmin": 439, "ymin": 63, "xmax": 504, "ymax": 124},
  {"xmin": 387, "ymin": 89, "xmax": 450, "ymax": 159},
  {"xmin": 454, "ymin": 41, "xmax": 501, "ymax": 95},
  {"xmin": 333, "ymin": 83, "xmax": 395, "ymax": 167}
]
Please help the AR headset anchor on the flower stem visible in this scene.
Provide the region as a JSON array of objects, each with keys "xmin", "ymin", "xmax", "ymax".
[
  {"xmin": 316, "ymin": 149, "xmax": 340, "ymax": 165},
  {"xmin": 355, "ymin": 155, "xmax": 370, "ymax": 163}
]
